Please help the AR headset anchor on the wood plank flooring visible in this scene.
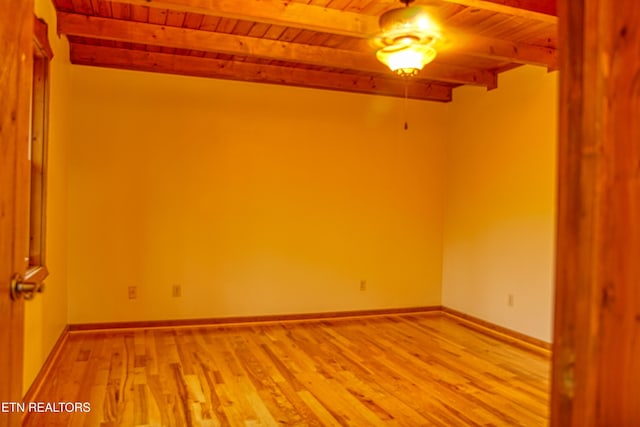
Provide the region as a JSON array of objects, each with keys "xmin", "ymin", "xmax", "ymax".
[{"xmin": 23, "ymin": 313, "xmax": 549, "ymax": 426}]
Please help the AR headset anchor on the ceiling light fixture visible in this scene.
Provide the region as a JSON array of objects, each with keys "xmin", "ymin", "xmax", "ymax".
[{"xmin": 374, "ymin": 0, "xmax": 441, "ymax": 77}]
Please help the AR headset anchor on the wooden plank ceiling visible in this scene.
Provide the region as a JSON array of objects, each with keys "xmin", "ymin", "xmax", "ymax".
[{"xmin": 52, "ymin": 0, "xmax": 557, "ymax": 102}]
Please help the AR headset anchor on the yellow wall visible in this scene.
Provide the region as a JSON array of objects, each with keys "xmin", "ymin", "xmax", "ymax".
[
  {"xmin": 442, "ymin": 66, "xmax": 558, "ymax": 341},
  {"xmin": 23, "ymin": 49, "xmax": 557, "ymax": 391},
  {"xmin": 66, "ymin": 68, "xmax": 447, "ymax": 323},
  {"xmin": 24, "ymin": 0, "xmax": 71, "ymax": 392}
]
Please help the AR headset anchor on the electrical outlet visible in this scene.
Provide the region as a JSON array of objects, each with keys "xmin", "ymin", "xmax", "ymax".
[
  {"xmin": 360, "ymin": 280, "xmax": 367, "ymax": 291},
  {"xmin": 172, "ymin": 284, "xmax": 182, "ymax": 298},
  {"xmin": 128, "ymin": 286, "xmax": 137, "ymax": 299},
  {"xmin": 507, "ymin": 294, "xmax": 514, "ymax": 307}
]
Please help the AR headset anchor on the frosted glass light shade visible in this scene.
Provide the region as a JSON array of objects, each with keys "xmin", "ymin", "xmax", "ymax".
[{"xmin": 376, "ymin": 43, "xmax": 437, "ymax": 76}]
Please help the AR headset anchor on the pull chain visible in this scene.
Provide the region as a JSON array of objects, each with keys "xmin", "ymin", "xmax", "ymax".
[{"xmin": 403, "ymin": 78, "xmax": 409, "ymax": 130}]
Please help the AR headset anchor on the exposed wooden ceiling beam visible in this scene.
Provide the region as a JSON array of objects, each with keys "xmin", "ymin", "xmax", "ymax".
[
  {"xmin": 445, "ymin": 33, "xmax": 558, "ymax": 69},
  {"xmin": 69, "ymin": 44, "xmax": 454, "ymax": 102},
  {"xmin": 58, "ymin": 12, "xmax": 497, "ymax": 88},
  {"xmin": 105, "ymin": 0, "xmax": 557, "ymax": 68},
  {"xmin": 108, "ymin": 0, "xmax": 376, "ymax": 37},
  {"xmin": 440, "ymin": 0, "xmax": 557, "ymax": 23}
]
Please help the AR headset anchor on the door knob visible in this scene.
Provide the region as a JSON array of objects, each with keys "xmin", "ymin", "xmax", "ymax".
[{"xmin": 10, "ymin": 272, "xmax": 46, "ymax": 301}]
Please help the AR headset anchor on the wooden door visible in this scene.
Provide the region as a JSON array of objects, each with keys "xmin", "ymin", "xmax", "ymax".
[{"xmin": 0, "ymin": 0, "xmax": 34, "ymax": 426}]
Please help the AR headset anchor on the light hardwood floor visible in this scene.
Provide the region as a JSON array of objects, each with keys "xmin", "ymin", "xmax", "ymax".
[{"xmin": 23, "ymin": 313, "xmax": 549, "ymax": 426}]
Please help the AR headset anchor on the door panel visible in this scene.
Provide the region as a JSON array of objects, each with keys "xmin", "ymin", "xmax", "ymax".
[{"xmin": 0, "ymin": 0, "xmax": 34, "ymax": 426}]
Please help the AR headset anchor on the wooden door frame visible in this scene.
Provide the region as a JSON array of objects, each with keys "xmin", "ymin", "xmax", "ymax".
[
  {"xmin": 0, "ymin": 0, "xmax": 34, "ymax": 426},
  {"xmin": 551, "ymin": 0, "xmax": 640, "ymax": 425}
]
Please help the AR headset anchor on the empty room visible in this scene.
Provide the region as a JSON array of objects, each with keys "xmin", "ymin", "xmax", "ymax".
[{"xmin": 2, "ymin": 0, "xmax": 638, "ymax": 426}]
